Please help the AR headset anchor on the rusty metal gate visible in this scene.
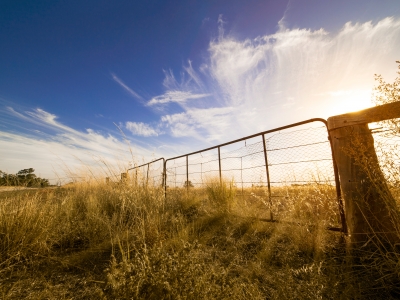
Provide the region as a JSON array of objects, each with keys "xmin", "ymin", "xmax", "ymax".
[{"xmin": 128, "ymin": 119, "xmax": 346, "ymax": 232}]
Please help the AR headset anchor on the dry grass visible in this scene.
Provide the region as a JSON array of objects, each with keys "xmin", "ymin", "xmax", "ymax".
[{"xmin": 0, "ymin": 173, "xmax": 399, "ymax": 299}]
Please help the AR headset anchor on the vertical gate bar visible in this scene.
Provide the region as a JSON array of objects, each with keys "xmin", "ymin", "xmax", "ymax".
[
  {"xmin": 328, "ymin": 134, "xmax": 347, "ymax": 235},
  {"xmin": 218, "ymin": 146, "xmax": 222, "ymax": 185},
  {"xmin": 163, "ymin": 159, "xmax": 167, "ymax": 209},
  {"xmin": 262, "ymin": 134, "xmax": 273, "ymax": 220},
  {"xmin": 186, "ymin": 155, "xmax": 189, "ymax": 191},
  {"xmin": 146, "ymin": 163, "xmax": 150, "ymax": 187},
  {"xmin": 163, "ymin": 159, "xmax": 166, "ymax": 191},
  {"xmin": 241, "ymin": 157, "xmax": 243, "ymax": 198},
  {"xmin": 201, "ymin": 163, "xmax": 203, "ymax": 185}
]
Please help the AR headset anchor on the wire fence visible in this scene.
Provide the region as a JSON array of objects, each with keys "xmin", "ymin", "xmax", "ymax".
[
  {"xmin": 103, "ymin": 118, "xmax": 347, "ymax": 231},
  {"xmin": 165, "ymin": 120, "xmax": 335, "ymax": 190},
  {"xmin": 127, "ymin": 158, "xmax": 165, "ymax": 187},
  {"xmin": 370, "ymin": 124, "xmax": 400, "ymax": 200},
  {"xmin": 163, "ymin": 119, "xmax": 342, "ymax": 223}
]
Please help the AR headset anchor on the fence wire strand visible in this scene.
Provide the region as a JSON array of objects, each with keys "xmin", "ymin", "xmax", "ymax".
[{"xmin": 165, "ymin": 123, "xmax": 335, "ymax": 190}]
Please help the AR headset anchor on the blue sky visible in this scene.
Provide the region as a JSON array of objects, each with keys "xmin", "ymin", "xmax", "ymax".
[{"xmin": 1, "ymin": 0, "xmax": 400, "ymax": 182}]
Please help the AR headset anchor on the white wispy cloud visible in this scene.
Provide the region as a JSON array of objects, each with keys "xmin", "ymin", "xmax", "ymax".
[
  {"xmin": 0, "ymin": 107, "xmax": 161, "ymax": 182},
  {"xmin": 126, "ymin": 121, "xmax": 158, "ymax": 137},
  {"xmin": 149, "ymin": 17, "xmax": 400, "ymax": 143},
  {"xmin": 160, "ymin": 106, "xmax": 235, "ymax": 141},
  {"xmin": 111, "ymin": 73, "xmax": 144, "ymax": 102},
  {"xmin": 217, "ymin": 14, "xmax": 226, "ymax": 39},
  {"xmin": 147, "ymin": 91, "xmax": 210, "ymax": 106}
]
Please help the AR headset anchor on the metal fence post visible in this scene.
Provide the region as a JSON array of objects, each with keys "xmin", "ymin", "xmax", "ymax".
[
  {"xmin": 201, "ymin": 163, "xmax": 203, "ymax": 185},
  {"xmin": 186, "ymin": 155, "xmax": 189, "ymax": 191},
  {"xmin": 262, "ymin": 134, "xmax": 273, "ymax": 220},
  {"xmin": 218, "ymin": 146, "xmax": 222, "ymax": 185},
  {"xmin": 164, "ymin": 159, "xmax": 167, "ymax": 199},
  {"xmin": 146, "ymin": 163, "xmax": 149, "ymax": 187},
  {"xmin": 240, "ymin": 157, "xmax": 243, "ymax": 197},
  {"xmin": 328, "ymin": 135, "xmax": 347, "ymax": 235}
]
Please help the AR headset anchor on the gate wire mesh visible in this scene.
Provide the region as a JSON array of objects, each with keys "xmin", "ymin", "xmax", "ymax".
[
  {"xmin": 165, "ymin": 119, "xmax": 342, "ymax": 227},
  {"xmin": 127, "ymin": 158, "xmax": 165, "ymax": 187},
  {"xmin": 370, "ymin": 123, "xmax": 400, "ymax": 203}
]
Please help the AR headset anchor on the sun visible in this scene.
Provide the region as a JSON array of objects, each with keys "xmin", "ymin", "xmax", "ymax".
[{"xmin": 327, "ymin": 89, "xmax": 373, "ymax": 116}]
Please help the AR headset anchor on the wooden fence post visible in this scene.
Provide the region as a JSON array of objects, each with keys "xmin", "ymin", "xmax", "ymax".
[{"xmin": 328, "ymin": 101, "xmax": 400, "ymax": 246}]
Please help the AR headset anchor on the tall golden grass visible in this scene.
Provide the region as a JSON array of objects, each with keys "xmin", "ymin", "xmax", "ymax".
[{"xmin": 1, "ymin": 166, "xmax": 398, "ymax": 299}]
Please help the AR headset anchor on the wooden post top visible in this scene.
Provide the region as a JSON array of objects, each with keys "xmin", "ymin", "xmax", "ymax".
[{"xmin": 327, "ymin": 101, "xmax": 400, "ymax": 130}]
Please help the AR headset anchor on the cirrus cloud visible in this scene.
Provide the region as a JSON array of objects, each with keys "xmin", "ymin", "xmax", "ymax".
[
  {"xmin": 148, "ymin": 17, "xmax": 400, "ymax": 143},
  {"xmin": 125, "ymin": 121, "xmax": 159, "ymax": 137},
  {"xmin": 147, "ymin": 90, "xmax": 210, "ymax": 106}
]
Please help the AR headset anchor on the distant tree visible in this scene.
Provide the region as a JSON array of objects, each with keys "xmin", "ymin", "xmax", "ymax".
[
  {"xmin": 17, "ymin": 168, "xmax": 37, "ymax": 186},
  {"xmin": 39, "ymin": 178, "xmax": 50, "ymax": 187},
  {"xmin": 0, "ymin": 168, "xmax": 49, "ymax": 187},
  {"xmin": 0, "ymin": 170, "xmax": 4, "ymax": 186},
  {"xmin": 0, "ymin": 171, "xmax": 17, "ymax": 186}
]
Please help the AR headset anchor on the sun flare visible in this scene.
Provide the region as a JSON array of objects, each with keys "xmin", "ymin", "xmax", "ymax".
[{"xmin": 327, "ymin": 89, "xmax": 372, "ymax": 116}]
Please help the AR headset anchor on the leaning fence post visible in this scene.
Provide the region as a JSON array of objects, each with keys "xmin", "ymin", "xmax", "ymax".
[
  {"xmin": 262, "ymin": 134, "xmax": 273, "ymax": 221},
  {"xmin": 327, "ymin": 101, "xmax": 400, "ymax": 247}
]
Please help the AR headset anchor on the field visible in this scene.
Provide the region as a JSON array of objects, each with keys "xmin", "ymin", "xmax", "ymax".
[{"xmin": 0, "ymin": 177, "xmax": 399, "ymax": 300}]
